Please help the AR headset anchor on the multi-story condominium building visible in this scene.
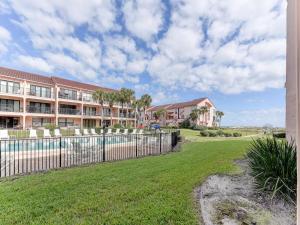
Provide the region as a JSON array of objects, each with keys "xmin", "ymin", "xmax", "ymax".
[
  {"xmin": 0, "ymin": 67, "xmax": 135, "ymax": 129},
  {"xmin": 143, "ymin": 98, "xmax": 216, "ymax": 127}
]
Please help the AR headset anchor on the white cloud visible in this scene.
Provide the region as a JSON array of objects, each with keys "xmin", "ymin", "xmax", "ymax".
[
  {"xmin": 0, "ymin": 26, "xmax": 11, "ymax": 54},
  {"xmin": 123, "ymin": 0, "xmax": 165, "ymax": 41},
  {"xmin": 147, "ymin": 0, "xmax": 286, "ymax": 94},
  {"xmin": 17, "ymin": 55, "xmax": 53, "ymax": 73}
]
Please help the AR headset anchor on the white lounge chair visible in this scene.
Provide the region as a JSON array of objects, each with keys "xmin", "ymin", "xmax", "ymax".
[
  {"xmin": 29, "ymin": 129, "xmax": 37, "ymax": 139},
  {"xmin": 83, "ymin": 129, "xmax": 89, "ymax": 136},
  {"xmin": 74, "ymin": 129, "xmax": 81, "ymax": 136},
  {"xmin": 115, "ymin": 128, "xmax": 120, "ymax": 134},
  {"xmin": 138, "ymin": 129, "xmax": 144, "ymax": 134},
  {"xmin": 90, "ymin": 129, "xmax": 97, "ymax": 135},
  {"xmin": 43, "ymin": 129, "xmax": 51, "ymax": 138},
  {"xmin": 100, "ymin": 129, "xmax": 104, "ymax": 134},
  {"xmin": 123, "ymin": 129, "xmax": 128, "ymax": 135},
  {"xmin": 107, "ymin": 128, "xmax": 112, "ymax": 134},
  {"xmin": 0, "ymin": 130, "xmax": 9, "ymax": 140},
  {"xmin": 131, "ymin": 129, "xmax": 137, "ymax": 134},
  {"xmin": 54, "ymin": 129, "xmax": 61, "ymax": 137}
]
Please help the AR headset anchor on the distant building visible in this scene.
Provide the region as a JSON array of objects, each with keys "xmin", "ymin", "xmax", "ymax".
[
  {"xmin": 143, "ymin": 98, "xmax": 216, "ymax": 127},
  {"xmin": 0, "ymin": 67, "xmax": 135, "ymax": 129}
]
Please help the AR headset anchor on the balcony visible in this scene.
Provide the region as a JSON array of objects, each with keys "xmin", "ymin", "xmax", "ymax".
[
  {"xmin": 59, "ymin": 108, "xmax": 81, "ymax": 115},
  {"xmin": 27, "ymin": 88, "xmax": 53, "ymax": 99},
  {"xmin": 0, "ymin": 104, "xmax": 23, "ymax": 113},
  {"xmin": 83, "ymin": 111, "xmax": 98, "ymax": 116},
  {"xmin": 27, "ymin": 106, "xmax": 54, "ymax": 114},
  {"xmin": 58, "ymin": 92, "xmax": 82, "ymax": 101},
  {"xmin": 0, "ymin": 85, "xmax": 23, "ymax": 95}
]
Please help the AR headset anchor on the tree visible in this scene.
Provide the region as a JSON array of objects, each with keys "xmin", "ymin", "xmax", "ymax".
[
  {"xmin": 215, "ymin": 111, "xmax": 224, "ymax": 128},
  {"xmin": 189, "ymin": 109, "xmax": 199, "ymax": 124},
  {"xmin": 199, "ymin": 106, "xmax": 209, "ymax": 125},
  {"xmin": 140, "ymin": 94, "xmax": 152, "ymax": 126},
  {"xmin": 92, "ymin": 89, "xmax": 106, "ymax": 128},
  {"xmin": 116, "ymin": 88, "xmax": 135, "ymax": 127},
  {"xmin": 153, "ymin": 109, "xmax": 166, "ymax": 123},
  {"xmin": 132, "ymin": 99, "xmax": 143, "ymax": 128},
  {"xmin": 105, "ymin": 92, "xmax": 117, "ymax": 126}
]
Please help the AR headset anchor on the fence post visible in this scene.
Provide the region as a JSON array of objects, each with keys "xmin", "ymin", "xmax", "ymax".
[
  {"xmin": 159, "ymin": 132, "xmax": 162, "ymax": 154},
  {"xmin": 59, "ymin": 136, "xmax": 62, "ymax": 168},
  {"xmin": 102, "ymin": 132, "xmax": 106, "ymax": 162},
  {"xmin": 135, "ymin": 134, "xmax": 138, "ymax": 158}
]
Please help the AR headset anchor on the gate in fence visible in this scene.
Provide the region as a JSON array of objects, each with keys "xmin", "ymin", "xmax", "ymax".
[{"xmin": 0, "ymin": 131, "xmax": 180, "ymax": 178}]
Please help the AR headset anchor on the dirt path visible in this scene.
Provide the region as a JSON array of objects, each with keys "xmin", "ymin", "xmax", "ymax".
[{"xmin": 195, "ymin": 160, "xmax": 296, "ymax": 225}]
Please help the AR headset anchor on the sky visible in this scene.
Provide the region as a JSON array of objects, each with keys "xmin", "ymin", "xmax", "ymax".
[{"xmin": 0, "ymin": 0, "xmax": 286, "ymax": 127}]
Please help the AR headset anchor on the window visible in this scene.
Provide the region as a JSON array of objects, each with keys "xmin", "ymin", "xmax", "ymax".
[
  {"xmin": 30, "ymin": 85, "xmax": 51, "ymax": 98},
  {"xmin": 58, "ymin": 118, "xmax": 74, "ymax": 127},
  {"xmin": 32, "ymin": 118, "xmax": 51, "ymax": 127},
  {"xmin": 60, "ymin": 88, "xmax": 77, "ymax": 100},
  {"xmin": 29, "ymin": 102, "xmax": 51, "ymax": 113},
  {"xmin": 0, "ymin": 80, "xmax": 20, "ymax": 94},
  {"xmin": 84, "ymin": 107, "xmax": 96, "ymax": 115},
  {"xmin": 0, "ymin": 99, "xmax": 20, "ymax": 112},
  {"xmin": 82, "ymin": 93, "xmax": 92, "ymax": 102}
]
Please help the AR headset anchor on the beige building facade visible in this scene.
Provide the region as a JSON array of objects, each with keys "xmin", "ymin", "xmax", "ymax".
[
  {"xmin": 0, "ymin": 67, "xmax": 135, "ymax": 130},
  {"xmin": 144, "ymin": 98, "xmax": 216, "ymax": 127}
]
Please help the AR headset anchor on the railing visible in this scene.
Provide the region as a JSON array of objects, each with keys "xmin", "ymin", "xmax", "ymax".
[
  {"xmin": 26, "ymin": 88, "xmax": 53, "ymax": 99},
  {"xmin": 58, "ymin": 92, "xmax": 82, "ymax": 101},
  {"xmin": 27, "ymin": 106, "xmax": 54, "ymax": 114},
  {"xmin": 83, "ymin": 111, "xmax": 98, "ymax": 116},
  {"xmin": 0, "ymin": 105, "xmax": 23, "ymax": 113},
  {"xmin": 0, "ymin": 131, "xmax": 180, "ymax": 178},
  {"xmin": 0, "ymin": 85, "xmax": 23, "ymax": 95},
  {"xmin": 58, "ymin": 108, "xmax": 81, "ymax": 115}
]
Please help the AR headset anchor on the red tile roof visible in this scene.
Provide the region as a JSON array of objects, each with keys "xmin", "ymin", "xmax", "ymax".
[
  {"xmin": 0, "ymin": 66, "xmax": 117, "ymax": 92},
  {"xmin": 0, "ymin": 66, "xmax": 53, "ymax": 85},
  {"xmin": 148, "ymin": 98, "xmax": 207, "ymax": 111}
]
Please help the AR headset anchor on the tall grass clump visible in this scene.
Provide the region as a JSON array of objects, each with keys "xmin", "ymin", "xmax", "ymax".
[{"xmin": 247, "ymin": 138, "xmax": 296, "ymax": 203}]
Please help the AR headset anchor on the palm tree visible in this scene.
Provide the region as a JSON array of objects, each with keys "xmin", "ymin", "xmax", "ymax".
[
  {"xmin": 216, "ymin": 111, "xmax": 224, "ymax": 128},
  {"xmin": 116, "ymin": 88, "xmax": 135, "ymax": 127},
  {"xmin": 92, "ymin": 89, "xmax": 106, "ymax": 128},
  {"xmin": 132, "ymin": 99, "xmax": 142, "ymax": 128},
  {"xmin": 153, "ymin": 109, "xmax": 166, "ymax": 124},
  {"xmin": 105, "ymin": 92, "xmax": 117, "ymax": 126},
  {"xmin": 189, "ymin": 109, "xmax": 199, "ymax": 124},
  {"xmin": 199, "ymin": 106, "xmax": 209, "ymax": 126},
  {"xmin": 140, "ymin": 94, "xmax": 152, "ymax": 127}
]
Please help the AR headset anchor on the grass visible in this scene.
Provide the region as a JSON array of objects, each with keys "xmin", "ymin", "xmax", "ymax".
[
  {"xmin": 0, "ymin": 139, "xmax": 250, "ymax": 225},
  {"xmin": 180, "ymin": 128, "xmax": 262, "ymax": 142}
]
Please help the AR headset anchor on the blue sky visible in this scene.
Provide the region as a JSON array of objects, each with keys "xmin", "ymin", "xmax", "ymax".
[{"xmin": 0, "ymin": 0, "xmax": 286, "ymax": 127}]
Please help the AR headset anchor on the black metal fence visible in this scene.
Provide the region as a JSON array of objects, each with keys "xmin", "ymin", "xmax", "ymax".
[{"xmin": 0, "ymin": 131, "xmax": 180, "ymax": 178}]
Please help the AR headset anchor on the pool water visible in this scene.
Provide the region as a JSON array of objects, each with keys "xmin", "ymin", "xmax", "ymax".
[{"xmin": 0, "ymin": 136, "xmax": 131, "ymax": 152}]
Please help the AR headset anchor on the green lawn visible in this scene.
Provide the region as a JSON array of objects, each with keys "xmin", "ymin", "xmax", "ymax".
[
  {"xmin": 180, "ymin": 128, "xmax": 262, "ymax": 142},
  {"xmin": 0, "ymin": 139, "xmax": 250, "ymax": 225}
]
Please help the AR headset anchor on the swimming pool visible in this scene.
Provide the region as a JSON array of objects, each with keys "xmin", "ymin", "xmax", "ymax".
[{"xmin": 0, "ymin": 135, "xmax": 134, "ymax": 152}]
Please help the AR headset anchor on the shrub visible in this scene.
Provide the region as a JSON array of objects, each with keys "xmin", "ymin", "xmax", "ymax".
[
  {"xmin": 113, "ymin": 123, "xmax": 122, "ymax": 128},
  {"xmin": 192, "ymin": 125, "xmax": 207, "ymax": 131},
  {"xmin": 200, "ymin": 130, "xmax": 209, "ymax": 137},
  {"xmin": 179, "ymin": 119, "xmax": 190, "ymax": 129},
  {"xmin": 216, "ymin": 130, "xmax": 225, "ymax": 136},
  {"xmin": 44, "ymin": 124, "xmax": 57, "ymax": 131},
  {"xmin": 247, "ymin": 138, "xmax": 296, "ymax": 203},
  {"xmin": 223, "ymin": 132, "xmax": 232, "ymax": 137},
  {"xmin": 273, "ymin": 132, "xmax": 286, "ymax": 139},
  {"xmin": 208, "ymin": 131, "xmax": 218, "ymax": 137},
  {"xmin": 233, "ymin": 132, "xmax": 242, "ymax": 137}
]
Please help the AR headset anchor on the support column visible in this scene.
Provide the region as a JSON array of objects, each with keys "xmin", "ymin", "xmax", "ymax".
[
  {"xmin": 55, "ymin": 85, "xmax": 59, "ymax": 127},
  {"xmin": 22, "ymin": 81, "xmax": 27, "ymax": 130},
  {"xmin": 286, "ymin": 0, "xmax": 300, "ymax": 223}
]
